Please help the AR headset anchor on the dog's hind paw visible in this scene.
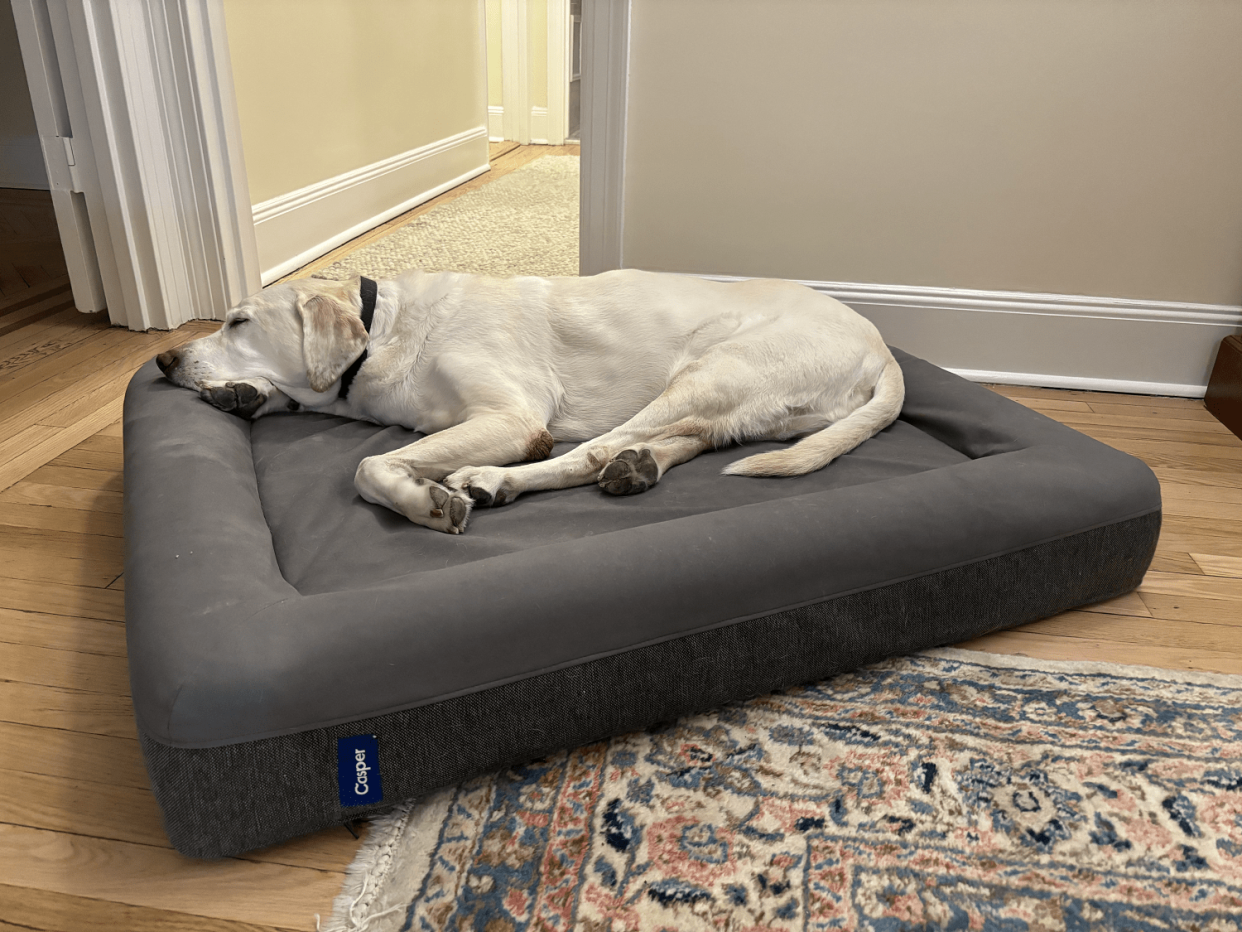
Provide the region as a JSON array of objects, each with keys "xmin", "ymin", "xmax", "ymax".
[{"xmin": 598, "ymin": 447, "xmax": 659, "ymax": 495}]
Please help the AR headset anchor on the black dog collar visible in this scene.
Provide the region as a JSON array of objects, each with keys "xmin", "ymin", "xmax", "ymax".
[{"xmin": 337, "ymin": 276, "xmax": 377, "ymax": 400}]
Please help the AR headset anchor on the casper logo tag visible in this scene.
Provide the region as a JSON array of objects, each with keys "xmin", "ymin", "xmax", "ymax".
[{"xmin": 337, "ymin": 735, "xmax": 383, "ymax": 807}]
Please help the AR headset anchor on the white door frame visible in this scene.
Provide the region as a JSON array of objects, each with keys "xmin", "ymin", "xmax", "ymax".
[
  {"xmin": 12, "ymin": 0, "xmax": 259, "ymax": 330},
  {"xmin": 578, "ymin": 0, "xmax": 629, "ymax": 276},
  {"xmin": 544, "ymin": 0, "xmax": 570, "ymax": 145},
  {"xmin": 500, "ymin": 0, "xmax": 531, "ymax": 144}
]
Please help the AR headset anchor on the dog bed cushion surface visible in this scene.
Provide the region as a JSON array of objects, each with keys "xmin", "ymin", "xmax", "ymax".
[{"xmin": 124, "ymin": 348, "xmax": 1160, "ymax": 752}]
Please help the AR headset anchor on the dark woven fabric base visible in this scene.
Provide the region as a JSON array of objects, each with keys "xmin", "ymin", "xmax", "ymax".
[{"xmin": 140, "ymin": 510, "xmax": 1159, "ymax": 858}]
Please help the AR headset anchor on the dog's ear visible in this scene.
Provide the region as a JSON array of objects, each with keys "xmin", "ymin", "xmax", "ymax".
[{"xmin": 296, "ymin": 290, "xmax": 367, "ymax": 392}]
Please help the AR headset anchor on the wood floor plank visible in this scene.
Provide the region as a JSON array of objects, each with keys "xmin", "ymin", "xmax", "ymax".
[
  {"xmin": 1148, "ymin": 550, "xmax": 1203, "ymax": 575},
  {"xmin": 0, "ymin": 500, "xmax": 124, "ymax": 536},
  {"xmin": 0, "ymin": 722, "xmax": 148, "ymax": 790},
  {"xmin": 1160, "ymin": 497, "xmax": 1242, "ymax": 521},
  {"xmin": 0, "ymin": 547, "xmax": 119, "ymax": 589},
  {"xmin": 1191, "ymin": 553, "xmax": 1242, "ymax": 578},
  {"xmin": 0, "ymin": 577, "xmax": 125, "ymax": 622},
  {"xmin": 1137, "ymin": 591, "xmax": 1242, "ymax": 627},
  {"xmin": 992, "ymin": 384, "xmax": 1199, "ymax": 409},
  {"xmin": 1151, "ymin": 466, "xmax": 1242, "ymax": 490},
  {"xmin": 1160, "ymin": 482, "xmax": 1242, "ymax": 506},
  {"xmin": 0, "ymin": 607, "xmax": 127, "ymax": 656},
  {"xmin": 1086, "ymin": 400, "xmax": 1220, "ymax": 423},
  {"xmin": 1064, "ymin": 421, "xmax": 1242, "ymax": 449},
  {"xmin": 1139, "ymin": 568, "xmax": 1242, "ymax": 603},
  {"xmin": 0, "ymin": 824, "xmax": 342, "ymax": 931},
  {"xmin": 1074, "ymin": 590, "xmax": 1152, "ymax": 617},
  {"xmin": 0, "ymin": 642, "xmax": 131, "ymax": 695},
  {"xmin": 0, "ymin": 275, "xmax": 69, "ymax": 315},
  {"xmin": 44, "ymin": 444, "xmax": 122, "ymax": 473},
  {"xmin": 0, "ymin": 884, "xmax": 291, "ymax": 932},
  {"xmin": 0, "ymin": 523, "xmax": 124, "ymax": 562},
  {"xmin": 0, "ymin": 480, "xmax": 124, "ymax": 514},
  {"xmin": 0, "ymin": 396, "xmax": 125, "ymax": 492},
  {"xmin": 0, "ymin": 293, "xmax": 76, "ymax": 342},
  {"xmin": 0, "ymin": 681, "xmax": 136, "ymax": 739},
  {"xmin": 0, "ymin": 763, "xmax": 367, "ymax": 874},
  {"xmin": 23, "ymin": 464, "xmax": 123, "ymax": 492},
  {"xmin": 1013, "ymin": 610, "xmax": 1242, "ymax": 652},
  {"xmin": 954, "ymin": 629, "xmax": 1242, "ymax": 675}
]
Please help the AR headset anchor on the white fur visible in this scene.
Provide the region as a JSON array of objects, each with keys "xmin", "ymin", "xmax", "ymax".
[{"xmin": 163, "ymin": 269, "xmax": 904, "ymax": 533}]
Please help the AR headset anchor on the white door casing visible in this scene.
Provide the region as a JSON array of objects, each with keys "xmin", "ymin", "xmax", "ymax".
[
  {"xmin": 11, "ymin": 0, "xmax": 259, "ymax": 330},
  {"xmin": 11, "ymin": 0, "xmax": 107, "ymax": 313},
  {"xmin": 578, "ymin": 0, "xmax": 629, "ymax": 276}
]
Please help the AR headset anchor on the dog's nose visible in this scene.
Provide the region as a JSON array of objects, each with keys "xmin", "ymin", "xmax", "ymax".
[{"xmin": 155, "ymin": 350, "xmax": 180, "ymax": 375}]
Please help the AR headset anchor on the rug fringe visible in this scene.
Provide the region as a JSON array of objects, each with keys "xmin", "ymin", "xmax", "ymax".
[{"xmin": 319, "ymin": 802, "xmax": 415, "ymax": 932}]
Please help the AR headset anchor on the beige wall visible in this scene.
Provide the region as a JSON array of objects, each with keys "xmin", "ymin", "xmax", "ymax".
[
  {"xmin": 0, "ymin": 2, "xmax": 46, "ymax": 189},
  {"xmin": 223, "ymin": 0, "xmax": 487, "ymax": 204},
  {"xmin": 623, "ymin": 0, "xmax": 1242, "ymax": 306},
  {"xmin": 528, "ymin": 0, "xmax": 547, "ymax": 110},
  {"xmin": 486, "ymin": 0, "xmax": 503, "ymax": 108}
]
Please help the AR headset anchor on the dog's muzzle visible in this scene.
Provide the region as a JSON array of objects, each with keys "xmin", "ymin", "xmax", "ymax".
[{"xmin": 156, "ymin": 349, "xmax": 182, "ymax": 376}]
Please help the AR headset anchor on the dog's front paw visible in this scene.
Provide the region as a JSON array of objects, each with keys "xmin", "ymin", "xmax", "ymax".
[
  {"xmin": 200, "ymin": 380, "xmax": 270, "ymax": 419},
  {"xmin": 446, "ymin": 465, "xmax": 519, "ymax": 508},
  {"xmin": 355, "ymin": 457, "xmax": 473, "ymax": 534}
]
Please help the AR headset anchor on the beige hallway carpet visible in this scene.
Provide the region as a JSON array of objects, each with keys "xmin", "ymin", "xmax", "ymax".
[{"xmin": 316, "ymin": 155, "xmax": 580, "ymax": 281}]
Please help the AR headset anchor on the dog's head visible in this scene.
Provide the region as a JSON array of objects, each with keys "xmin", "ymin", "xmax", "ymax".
[{"xmin": 156, "ymin": 276, "xmax": 369, "ymax": 405}]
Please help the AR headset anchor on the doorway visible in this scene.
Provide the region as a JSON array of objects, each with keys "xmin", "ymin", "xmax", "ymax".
[{"xmin": 487, "ymin": 0, "xmax": 579, "ymax": 147}]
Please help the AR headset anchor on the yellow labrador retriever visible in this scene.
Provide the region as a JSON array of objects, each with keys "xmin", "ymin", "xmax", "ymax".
[{"xmin": 157, "ymin": 269, "xmax": 904, "ymax": 534}]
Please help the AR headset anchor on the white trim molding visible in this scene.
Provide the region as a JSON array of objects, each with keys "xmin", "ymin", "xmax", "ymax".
[
  {"xmin": 13, "ymin": 0, "xmax": 260, "ymax": 329},
  {"xmin": 530, "ymin": 106, "xmax": 550, "ymax": 145},
  {"xmin": 579, "ymin": 0, "xmax": 629, "ymax": 276},
  {"xmin": 545, "ymin": 0, "xmax": 569, "ymax": 145},
  {"xmin": 488, "ymin": 105, "xmax": 505, "ymax": 141},
  {"xmin": 693, "ymin": 274, "xmax": 1242, "ymax": 397},
  {"xmin": 252, "ymin": 127, "xmax": 490, "ymax": 284},
  {"xmin": 500, "ymin": 0, "xmax": 530, "ymax": 144}
]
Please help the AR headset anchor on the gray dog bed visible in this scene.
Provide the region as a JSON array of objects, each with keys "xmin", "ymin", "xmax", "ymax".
[{"xmin": 123, "ymin": 348, "xmax": 1160, "ymax": 858}]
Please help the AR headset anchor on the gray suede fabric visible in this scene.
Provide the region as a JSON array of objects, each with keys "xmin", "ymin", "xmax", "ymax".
[{"xmin": 123, "ymin": 349, "xmax": 1162, "ymax": 754}]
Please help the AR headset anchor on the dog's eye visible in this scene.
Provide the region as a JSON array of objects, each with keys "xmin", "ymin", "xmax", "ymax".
[{"xmin": 228, "ymin": 318, "xmax": 248, "ymax": 329}]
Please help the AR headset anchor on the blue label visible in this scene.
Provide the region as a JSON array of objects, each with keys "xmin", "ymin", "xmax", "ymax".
[{"xmin": 337, "ymin": 735, "xmax": 382, "ymax": 807}]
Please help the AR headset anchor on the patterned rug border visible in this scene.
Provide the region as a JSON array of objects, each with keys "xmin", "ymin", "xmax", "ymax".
[{"xmin": 321, "ymin": 646, "xmax": 1242, "ymax": 931}]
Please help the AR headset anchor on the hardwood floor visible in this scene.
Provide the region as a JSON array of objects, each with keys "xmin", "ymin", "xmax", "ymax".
[{"xmin": 2, "ymin": 158, "xmax": 1241, "ymax": 930}]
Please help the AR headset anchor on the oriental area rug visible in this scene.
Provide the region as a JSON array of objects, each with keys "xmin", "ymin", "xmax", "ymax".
[{"xmin": 323, "ymin": 648, "xmax": 1242, "ymax": 932}]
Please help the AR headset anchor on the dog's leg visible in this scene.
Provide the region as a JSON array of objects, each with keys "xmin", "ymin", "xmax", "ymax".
[
  {"xmin": 354, "ymin": 411, "xmax": 552, "ymax": 533},
  {"xmin": 447, "ymin": 344, "xmax": 794, "ymax": 501},
  {"xmin": 199, "ymin": 377, "xmax": 297, "ymax": 419}
]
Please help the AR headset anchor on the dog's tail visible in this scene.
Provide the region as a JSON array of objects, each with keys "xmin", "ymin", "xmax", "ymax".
[{"xmin": 722, "ymin": 356, "xmax": 905, "ymax": 477}]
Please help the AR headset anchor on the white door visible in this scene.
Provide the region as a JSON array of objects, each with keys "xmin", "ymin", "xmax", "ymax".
[{"xmin": 10, "ymin": 0, "xmax": 109, "ymax": 314}]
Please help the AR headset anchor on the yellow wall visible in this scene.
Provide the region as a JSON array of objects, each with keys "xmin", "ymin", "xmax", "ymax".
[
  {"xmin": 486, "ymin": 0, "xmax": 502, "ymax": 108},
  {"xmin": 223, "ymin": 0, "xmax": 487, "ymax": 204},
  {"xmin": 623, "ymin": 0, "xmax": 1242, "ymax": 306}
]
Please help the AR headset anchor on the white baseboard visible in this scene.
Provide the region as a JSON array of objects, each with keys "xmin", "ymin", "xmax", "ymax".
[
  {"xmin": 948, "ymin": 369, "xmax": 1207, "ymax": 399},
  {"xmin": 530, "ymin": 106, "xmax": 549, "ymax": 145},
  {"xmin": 488, "ymin": 105, "xmax": 551, "ymax": 144},
  {"xmin": 0, "ymin": 138, "xmax": 49, "ymax": 189},
  {"xmin": 693, "ymin": 274, "xmax": 1242, "ymax": 397},
  {"xmin": 253, "ymin": 127, "xmax": 490, "ymax": 284}
]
